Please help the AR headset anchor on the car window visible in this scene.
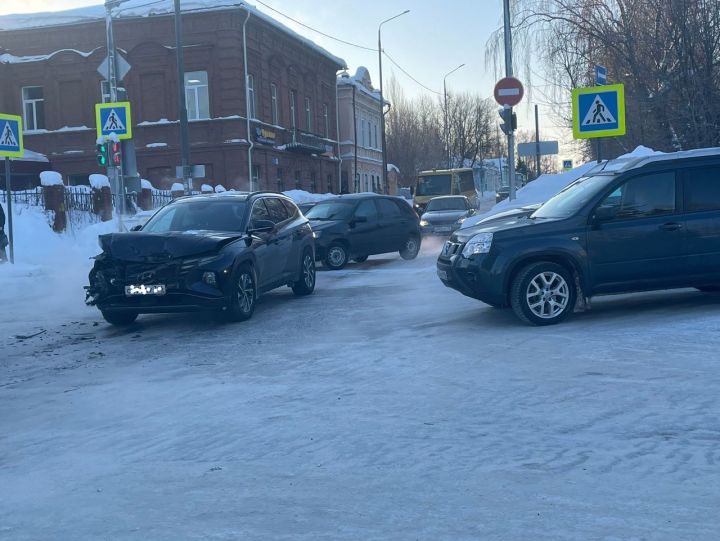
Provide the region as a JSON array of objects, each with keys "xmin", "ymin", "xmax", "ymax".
[
  {"xmin": 377, "ymin": 198, "xmax": 402, "ymax": 219},
  {"xmin": 458, "ymin": 171, "xmax": 475, "ymax": 193},
  {"xmin": 599, "ymin": 172, "xmax": 676, "ymax": 220},
  {"xmin": 250, "ymin": 199, "xmax": 271, "ymax": 227},
  {"xmin": 426, "ymin": 198, "xmax": 467, "ymax": 211},
  {"xmin": 684, "ymin": 166, "xmax": 720, "ymax": 212},
  {"xmin": 354, "ymin": 199, "xmax": 378, "ymax": 221},
  {"xmin": 264, "ymin": 197, "xmax": 289, "ymax": 224},
  {"xmin": 281, "ymin": 198, "xmax": 300, "ymax": 218},
  {"xmin": 143, "ymin": 200, "xmax": 247, "ymax": 232}
]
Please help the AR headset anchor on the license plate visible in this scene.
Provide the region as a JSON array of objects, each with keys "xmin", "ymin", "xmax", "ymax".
[
  {"xmin": 437, "ymin": 269, "xmax": 449, "ymax": 281},
  {"xmin": 436, "ymin": 226, "xmax": 451, "ymax": 232},
  {"xmin": 125, "ymin": 284, "xmax": 166, "ymax": 296}
]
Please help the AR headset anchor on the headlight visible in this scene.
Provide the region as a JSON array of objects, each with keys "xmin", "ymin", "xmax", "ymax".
[
  {"xmin": 455, "ymin": 217, "xmax": 466, "ymax": 225},
  {"xmin": 312, "ymin": 230, "xmax": 322, "ymax": 239},
  {"xmin": 419, "ymin": 220, "xmax": 430, "ymax": 227},
  {"xmin": 461, "ymin": 232, "xmax": 493, "ymax": 258}
]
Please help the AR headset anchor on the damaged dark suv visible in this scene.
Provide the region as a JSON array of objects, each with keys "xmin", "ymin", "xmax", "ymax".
[{"xmin": 86, "ymin": 193, "xmax": 316, "ymax": 326}]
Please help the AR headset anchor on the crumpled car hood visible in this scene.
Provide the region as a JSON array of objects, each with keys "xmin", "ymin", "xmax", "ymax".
[{"xmin": 98, "ymin": 231, "xmax": 244, "ymax": 262}]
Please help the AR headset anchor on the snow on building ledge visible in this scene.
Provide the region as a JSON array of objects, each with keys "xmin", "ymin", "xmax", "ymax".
[
  {"xmin": 10, "ymin": 149, "xmax": 49, "ymax": 163},
  {"xmin": 387, "ymin": 164, "xmax": 400, "ymax": 173},
  {"xmin": 89, "ymin": 174, "xmax": 110, "ymax": 190},
  {"xmin": 39, "ymin": 171, "xmax": 63, "ymax": 186}
]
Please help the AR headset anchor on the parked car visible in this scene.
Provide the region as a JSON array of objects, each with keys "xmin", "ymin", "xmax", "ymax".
[
  {"xmin": 419, "ymin": 195, "xmax": 474, "ymax": 236},
  {"xmin": 297, "ymin": 202, "xmax": 316, "ymax": 215},
  {"xmin": 86, "ymin": 192, "xmax": 315, "ymax": 325},
  {"xmin": 304, "ymin": 193, "xmax": 422, "ymax": 269},
  {"xmin": 495, "ymin": 185, "xmax": 510, "ymax": 203},
  {"xmin": 461, "ymin": 203, "xmax": 542, "ymax": 229},
  {"xmin": 437, "ymin": 148, "xmax": 720, "ymax": 325}
]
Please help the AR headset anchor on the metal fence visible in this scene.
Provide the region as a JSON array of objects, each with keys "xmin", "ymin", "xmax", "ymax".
[{"xmin": 0, "ymin": 187, "xmax": 174, "ymax": 212}]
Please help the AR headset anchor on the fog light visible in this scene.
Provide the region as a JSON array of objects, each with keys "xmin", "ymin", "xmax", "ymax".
[{"xmin": 202, "ymin": 271, "xmax": 217, "ymax": 286}]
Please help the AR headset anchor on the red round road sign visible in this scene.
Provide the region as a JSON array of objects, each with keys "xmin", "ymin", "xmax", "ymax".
[{"xmin": 494, "ymin": 77, "xmax": 524, "ymax": 107}]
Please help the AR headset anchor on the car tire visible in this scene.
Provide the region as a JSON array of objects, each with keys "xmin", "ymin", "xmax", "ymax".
[
  {"xmin": 510, "ymin": 262, "xmax": 576, "ymax": 326},
  {"xmin": 225, "ymin": 264, "xmax": 256, "ymax": 321},
  {"xmin": 101, "ymin": 310, "xmax": 138, "ymax": 326},
  {"xmin": 399, "ymin": 235, "xmax": 421, "ymax": 260},
  {"xmin": 323, "ymin": 242, "xmax": 348, "ymax": 270},
  {"xmin": 353, "ymin": 255, "xmax": 368, "ymax": 263},
  {"xmin": 292, "ymin": 249, "xmax": 316, "ymax": 296}
]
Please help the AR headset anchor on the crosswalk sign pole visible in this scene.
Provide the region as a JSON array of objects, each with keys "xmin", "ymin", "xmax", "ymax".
[{"xmin": 4, "ymin": 157, "xmax": 14, "ymax": 263}]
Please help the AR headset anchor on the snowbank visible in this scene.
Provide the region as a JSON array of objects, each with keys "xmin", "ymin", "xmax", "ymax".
[
  {"xmin": 201, "ymin": 184, "xmax": 214, "ymax": 193},
  {"xmin": 215, "ymin": 184, "xmax": 226, "ymax": 193},
  {"xmin": 141, "ymin": 179, "xmax": 153, "ymax": 190},
  {"xmin": 89, "ymin": 174, "xmax": 110, "ymax": 190},
  {"xmin": 171, "ymin": 182, "xmax": 184, "ymax": 192},
  {"xmin": 39, "ymin": 171, "xmax": 63, "ymax": 186},
  {"xmin": 282, "ymin": 189, "xmax": 336, "ymax": 204}
]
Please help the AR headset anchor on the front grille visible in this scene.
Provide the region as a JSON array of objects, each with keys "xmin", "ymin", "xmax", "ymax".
[{"xmin": 442, "ymin": 241, "xmax": 464, "ymax": 258}]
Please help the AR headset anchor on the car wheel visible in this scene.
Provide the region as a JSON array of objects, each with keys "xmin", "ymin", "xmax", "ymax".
[
  {"xmin": 399, "ymin": 235, "xmax": 421, "ymax": 260},
  {"xmin": 696, "ymin": 286, "xmax": 720, "ymax": 292},
  {"xmin": 510, "ymin": 262, "xmax": 576, "ymax": 326},
  {"xmin": 353, "ymin": 255, "xmax": 368, "ymax": 263},
  {"xmin": 292, "ymin": 249, "xmax": 316, "ymax": 296},
  {"xmin": 323, "ymin": 243, "xmax": 348, "ymax": 270},
  {"xmin": 226, "ymin": 265, "xmax": 256, "ymax": 321},
  {"xmin": 101, "ymin": 310, "xmax": 138, "ymax": 326}
]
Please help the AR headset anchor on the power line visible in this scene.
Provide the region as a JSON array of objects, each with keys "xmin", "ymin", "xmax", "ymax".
[{"xmin": 383, "ymin": 50, "xmax": 441, "ymax": 95}]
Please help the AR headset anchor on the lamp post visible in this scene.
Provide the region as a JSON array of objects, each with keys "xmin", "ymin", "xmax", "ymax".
[
  {"xmin": 378, "ymin": 9, "xmax": 409, "ymax": 191},
  {"xmin": 443, "ymin": 63, "xmax": 464, "ymax": 169}
]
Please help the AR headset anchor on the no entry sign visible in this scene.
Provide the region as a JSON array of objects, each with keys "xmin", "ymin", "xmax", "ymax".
[{"xmin": 494, "ymin": 77, "xmax": 524, "ymax": 107}]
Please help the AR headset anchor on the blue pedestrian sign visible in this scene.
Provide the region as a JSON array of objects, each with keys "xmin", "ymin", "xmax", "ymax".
[
  {"xmin": 95, "ymin": 101, "xmax": 132, "ymax": 140},
  {"xmin": 595, "ymin": 65, "xmax": 607, "ymax": 85},
  {"xmin": 572, "ymin": 84, "xmax": 626, "ymax": 139},
  {"xmin": 0, "ymin": 113, "xmax": 23, "ymax": 158}
]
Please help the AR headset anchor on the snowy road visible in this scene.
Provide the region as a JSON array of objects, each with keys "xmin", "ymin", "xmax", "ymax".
[{"xmin": 2, "ymin": 241, "xmax": 720, "ymax": 540}]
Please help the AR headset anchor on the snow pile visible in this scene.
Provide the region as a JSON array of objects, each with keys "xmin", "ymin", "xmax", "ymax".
[
  {"xmin": 146, "ymin": 142, "xmax": 168, "ymax": 148},
  {"xmin": 39, "ymin": 171, "xmax": 63, "ymax": 186},
  {"xmin": 89, "ymin": 174, "xmax": 110, "ymax": 190},
  {"xmin": 201, "ymin": 184, "xmax": 214, "ymax": 193},
  {"xmin": 141, "ymin": 179, "xmax": 153, "ymax": 190},
  {"xmin": 282, "ymin": 189, "xmax": 336, "ymax": 204},
  {"xmin": 170, "ymin": 182, "xmax": 185, "ymax": 192},
  {"xmin": 215, "ymin": 184, "xmax": 226, "ymax": 193}
]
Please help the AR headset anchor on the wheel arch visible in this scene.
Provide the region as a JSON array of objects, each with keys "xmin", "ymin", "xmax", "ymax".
[{"xmin": 504, "ymin": 251, "xmax": 587, "ymax": 304}]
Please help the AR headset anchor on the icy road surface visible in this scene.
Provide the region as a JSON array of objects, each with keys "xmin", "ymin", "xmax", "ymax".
[{"xmin": 2, "ymin": 242, "xmax": 720, "ymax": 540}]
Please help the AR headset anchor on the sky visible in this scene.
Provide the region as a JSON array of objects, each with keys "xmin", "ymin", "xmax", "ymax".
[{"xmin": 0, "ymin": 0, "xmax": 576, "ymax": 162}]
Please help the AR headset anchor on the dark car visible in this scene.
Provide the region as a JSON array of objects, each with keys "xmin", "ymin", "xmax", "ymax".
[
  {"xmin": 495, "ymin": 185, "xmax": 510, "ymax": 204},
  {"xmin": 298, "ymin": 202, "xmax": 316, "ymax": 215},
  {"xmin": 86, "ymin": 192, "xmax": 316, "ymax": 325},
  {"xmin": 419, "ymin": 196, "xmax": 474, "ymax": 236},
  {"xmin": 437, "ymin": 149, "xmax": 720, "ymax": 325},
  {"xmin": 460, "ymin": 203, "xmax": 542, "ymax": 229},
  {"xmin": 304, "ymin": 194, "xmax": 422, "ymax": 269}
]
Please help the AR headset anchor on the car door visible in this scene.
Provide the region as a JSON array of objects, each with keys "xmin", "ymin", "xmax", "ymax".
[
  {"xmin": 348, "ymin": 198, "xmax": 382, "ymax": 256},
  {"xmin": 682, "ymin": 164, "xmax": 720, "ymax": 283},
  {"xmin": 376, "ymin": 197, "xmax": 406, "ymax": 251},
  {"xmin": 248, "ymin": 198, "xmax": 282, "ymax": 288},
  {"xmin": 587, "ymin": 170, "xmax": 686, "ymax": 293},
  {"xmin": 264, "ymin": 196, "xmax": 295, "ymax": 281}
]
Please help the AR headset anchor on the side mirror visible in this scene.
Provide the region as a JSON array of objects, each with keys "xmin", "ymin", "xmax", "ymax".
[
  {"xmin": 130, "ymin": 224, "xmax": 143, "ymax": 232},
  {"xmin": 594, "ymin": 206, "xmax": 616, "ymax": 223},
  {"xmin": 353, "ymin": 215, "xmax": 368, "ymax": 223},
  {"xmin": 248, "ymin": 219, "xmax": 275, "ymax": 234}
]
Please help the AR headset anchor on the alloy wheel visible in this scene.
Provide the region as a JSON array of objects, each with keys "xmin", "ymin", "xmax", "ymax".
[
  {"xmin": 303, "ymin": 254, "xmax": 315, "ymax": 288},
  {"xmin": 526, "ymin": 271, "xmax": 570, "ymax": 319},
  {"xmin": 237, "ymin": 272, "xmax": 255, "ymax": 313}
]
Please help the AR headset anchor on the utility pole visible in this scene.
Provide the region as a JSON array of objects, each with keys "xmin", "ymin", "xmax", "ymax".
[
  {"xmin": 174, "ymin": 0, "xmax": 192, "ymax": 195},
  {"xmin": 502, "ymin": 0, "xmax": 517, "ymax": 201},
  {"xmin": 534, "ymin": 104, "xmax": 541, "ymax": 178},
  {"xmin": 443, "ymin": 63, "xmax": 465, "ymax": 169}
]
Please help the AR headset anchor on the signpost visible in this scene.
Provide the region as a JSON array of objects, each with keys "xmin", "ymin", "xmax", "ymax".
[
  {"xmin": 96, "ymin": 101, "xmax": 132, "ymax": 229},
  {"xmin": 494, "ymin": 76, "xmax": 524, "ymax": 107},
  {"xmin": 494, "ymin": 76, "xmax": 524, "ymax": 200},
  {"xmin": 595, "ymin": 65, "xmax": 607, "ymax": 86},
  {"xmin": 572, "ymin": 83, "xmax": 625, "ymax": 163},
  {"xmin": 0, "ymin": 113, "xmax": 23, "ymax": 264},
  {"xmin": 562, "ymin": 159, "xmax": 573, "ymax": 171},
  {"xmin": 517, "ymin": 141, "xmax": 559, "ymax": 157}
]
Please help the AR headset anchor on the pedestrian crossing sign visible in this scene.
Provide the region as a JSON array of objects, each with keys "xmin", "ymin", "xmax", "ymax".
[
  {"xmin": 96, "ymin": 101, "xmax": 132, "ymax": 140},
  {"xmin": 0, "ymin": 113, "xmax": 23, "ymax": 158},
  {"xmin": 572, "ymin": 84, "xmax": 625, "ymax": 139}
]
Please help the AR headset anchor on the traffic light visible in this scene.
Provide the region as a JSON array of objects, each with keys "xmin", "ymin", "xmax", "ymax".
[
  {"xmin": 110, "ymin": 141, "xmax": 122, "ymax": 166},
  {"xmin": 498, "ymin": 107, "xmax": 517, "ymax": 135},
  {"xmin": 96, "ymin": 142, "xmax": 108, "ymax": 167}
]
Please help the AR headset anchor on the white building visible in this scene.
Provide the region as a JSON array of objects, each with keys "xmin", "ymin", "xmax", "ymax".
[{"xmin": 337, "ymin": 67, "xmax": 385, "ymax": 193}]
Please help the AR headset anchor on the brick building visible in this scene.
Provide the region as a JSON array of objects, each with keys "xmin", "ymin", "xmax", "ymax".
[{"xmin": 0, "ymin": 2, "xmax": 346, "ymax": 192}]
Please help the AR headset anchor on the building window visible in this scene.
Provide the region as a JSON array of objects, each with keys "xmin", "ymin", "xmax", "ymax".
[
  {"xmin": 327, "ymin": 174, "xmax": 333, "ymax": 193},
  {"xmin": 276, "ymin": 167, "xmax": 284, "ymax": 191},
  {"xmin": 361, "ymin": 119, "xmax": 366, "ymax": 146},
  {"xmin": 22, "ymin": 86, "xmax": 45, "ymax": 131},
  {"xmin": 271, "ymin": 83, "xmax": 279, "ymax": 126},
  {"xmin": 185, "ymin": 71, "xmax": 209, "ymax": 120},
  {"xmin": 294, "ymin": 170, "xmax": 301, "ymax": 189},
  {"xmin": 305, "ymin": 97, "xmax": 312, "ymax": 132},
  {"xmin": 247, "ymin": 74, "xmax": 256, "ymax": 119},
  {"xmin": 367, "ymin": 122, "xmax": 372, "ymax": 149},
  {"xmin": 290, "ymin": 90, "xmax": 297, "ymax": 128},
  {"xmin": 323, "ymin": 103, "xmax": 329, "ymax": 137},
  {"xmin": 364, "ymin": 173, "xmax": 369, "ymax": 192},
  {"xmin": 310, "ymin": 171, "xmax": 316, "ymax": 192},
  {"xmin": 252, "ymin": 165, "xmax": 260, "ymax": 189},
  {"xmin": 374, "ymin": 124, "xmax": 379, "ymax": 149}
]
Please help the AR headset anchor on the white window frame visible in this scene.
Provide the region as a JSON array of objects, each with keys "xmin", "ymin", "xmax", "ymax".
[
  {"xmin": 290, "ymin": 90, "xmax": 297, "ymax": 129},
  {"xmin": 247, "ymin": 74, "xmax": 256, "ymax": 119},
  {"xmin": 323, "ymin": 103, "xmax": 329, "ymax": 137},
  {"xmin": 305, "ymin": 97, "xmax": 312, "ymax": 132},
  {"xmin": 271, "ymin": 83, "xmax": 279, "ymax": 126},
  {"xmin": 185, "ymin": 71, "xmax": 210, "ymax": 121},
  {"xmin": 22, "ymin": 86, "xmax": 45, "ymax": 131}
]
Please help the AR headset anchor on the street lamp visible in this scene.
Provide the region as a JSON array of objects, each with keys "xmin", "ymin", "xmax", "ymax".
[
  {"xmin": 443, "ymin": 63, "xmax": 465, "ymax": 169},
  {"xmin": 378, "ymin": 9, "xmax": 409, "ymax": 192}
]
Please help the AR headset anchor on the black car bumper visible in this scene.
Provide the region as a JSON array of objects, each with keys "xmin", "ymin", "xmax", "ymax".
[
  {"xmin": 436, "ymin": 248, "xmax": 507, "ymax": 306},
  {"xmin": 421, "ymin": 224, "xmax": 459, "ymax": 236},
  {"xmin": 97, "ymin": 288, "xmax": 228, "ymax": 314}
]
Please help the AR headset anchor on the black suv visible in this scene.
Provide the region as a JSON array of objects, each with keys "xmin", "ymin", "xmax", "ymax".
[
  {"xmin": 86, "ymin": 192, "xmax": 315, "ymax": 325},
  {"xmin": 437, "ymin": 149, "xmax": 720, "ymax": 325},
  {"xmin": 304, "ymin": 194, "xmax": 421, "ymax": 269}
]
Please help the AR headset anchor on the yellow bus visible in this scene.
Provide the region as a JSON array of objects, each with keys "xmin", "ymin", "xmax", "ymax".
[{"xmin": 413, "ymin": 168, "xmax": 477, "ymax": 213}]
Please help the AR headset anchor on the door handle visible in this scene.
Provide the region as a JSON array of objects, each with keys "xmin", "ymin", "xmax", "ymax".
[{"xmin": 660, "ymin": 222, "xmax": 683, "ymax": 231}]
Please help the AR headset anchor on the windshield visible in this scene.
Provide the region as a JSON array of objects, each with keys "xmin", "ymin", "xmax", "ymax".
[
  {"xmin": 426, "ymin": 197, "xmax": 467, "ymax": 211},
  {"xmin": 532, "ymin": 175, "xmax": 616, "ymax": 219},
  {"xmin": 304, "ymin": 200, "xmax": 354, "ymax": 220},
  {"xmin": 143, "ymin": 199, "xmax": 248, "ymax": 232},
  {"xmin": 416, "ymin": 174, "xmax": 451, "ymax": 196}
]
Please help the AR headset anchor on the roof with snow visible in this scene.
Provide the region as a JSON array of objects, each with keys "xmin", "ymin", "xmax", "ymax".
[
  {"xmin": 337, "ymin": 67, "xmax": 385, "ymax": 104},
  {"xmin": 10, "ymin": 149, "xmax": 49, "ymax": 163},
  {"xmin": 0, "ymin": 1, "xmax": 346, "ymax": 68},
  {"xmin": 587, "ymin": 146, "xmax": 720, "ymax": 175}
]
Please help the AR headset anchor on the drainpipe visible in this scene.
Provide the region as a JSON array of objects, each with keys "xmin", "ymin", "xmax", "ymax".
[
  {"xmin": 352, "ymin": 85, "xmax": 358, "ymax": 193},
  {"xmin": 336, "ymin": 70, "xmax": 342, "ymax": 194},
  {"xmin": 242, "ymin": 9, "xmax": 254, "ymax": 191}
]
